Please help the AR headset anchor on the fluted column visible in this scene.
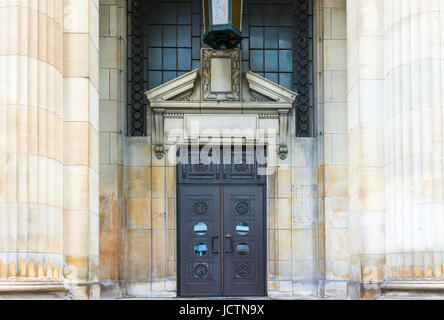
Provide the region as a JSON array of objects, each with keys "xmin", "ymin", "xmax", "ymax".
[
  {"xmin": 384, "ymin": 0, "xmax": 444, "ymax": 282},
  {"xmin": 0, "ymin": 0, "xmax": 64, "ymax": 282}
]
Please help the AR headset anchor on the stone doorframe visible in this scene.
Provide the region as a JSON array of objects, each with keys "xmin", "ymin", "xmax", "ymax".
[{"xmin": 100, "ymin": 1, "xmax": 323, "ymax": 299}]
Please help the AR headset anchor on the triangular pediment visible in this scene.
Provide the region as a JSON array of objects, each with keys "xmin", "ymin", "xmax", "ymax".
[
  {"xmin": 145, "ymin": 69, "xmax": 199, "ymax": 102},
  {"xmin": 145, "ymin": 66, "xmax": 297, "ymax": 109},
  {"xmin": 245, "ymin": 71, "xmax": 297, "ymax": 104}
]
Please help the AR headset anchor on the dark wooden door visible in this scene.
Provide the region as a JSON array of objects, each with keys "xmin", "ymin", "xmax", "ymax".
[
  {"xmin": 178, "ymin": 147, "xmax": 266, "ymax": 296},
  {"xmin": 178, "ymin": 186, "xmax": 222, "ymax": 296},
  {"xmin": 178, "ymin": 184, "xmax": 265, "ymax": 296}
]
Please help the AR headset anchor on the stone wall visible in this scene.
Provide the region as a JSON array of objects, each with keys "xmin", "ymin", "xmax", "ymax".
[
  {"xmin": 267, "ymin": 138, "xmax": 318, "ymax": 297},
  {"xmin": 101, "ymin": 0, "xmax": 330, "ymax": 299}
]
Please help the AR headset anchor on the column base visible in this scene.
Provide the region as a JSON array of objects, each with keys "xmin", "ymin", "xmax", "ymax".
[
  {"xmin": 379, "ymin": 281, "xmax": 444, "ymax": 300},
  {"xmin": 0, "ymin": 281, "xmax": 67, "ymax": 300}
]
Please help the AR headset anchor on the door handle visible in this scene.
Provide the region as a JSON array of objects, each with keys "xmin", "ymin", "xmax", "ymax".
[
  {"xmin": 211, "ymin": 236, "xmax": 219, "ymax": 254},
  {"xmin": 225, "ymin": 234, "xmax": 233, "ymax": 253}
]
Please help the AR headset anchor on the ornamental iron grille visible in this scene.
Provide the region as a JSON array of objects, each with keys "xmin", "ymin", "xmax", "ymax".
[{"xmin": 128, "ymin": 0, "xmax": 313, "ymax": 137}]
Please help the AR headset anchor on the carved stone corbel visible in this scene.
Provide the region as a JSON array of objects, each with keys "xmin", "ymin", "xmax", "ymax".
[
  {"xmin": 154, "ymin": 110, "xmax": 165, "ymax": 159},
  {"xmin": 278, "ymin": 110, "xmax": 289, "ymax": 160}
]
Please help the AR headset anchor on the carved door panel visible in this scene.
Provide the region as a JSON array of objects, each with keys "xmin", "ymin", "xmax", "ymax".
[
  {"xmin": 178, "ymin": 185, "xmax": 265, "ymax": 296},
  {"xmin": 178, "ymin": 186, "xmax": 222, "ymax": 296},
  {"xmin": 222, "ymin": 186, "xmax": 265, "ymax": 296}
]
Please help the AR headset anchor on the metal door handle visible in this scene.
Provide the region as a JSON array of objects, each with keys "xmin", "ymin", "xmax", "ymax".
[
  {"xmin": 225, "ymin": 234, "xmax": 233, "ymax": 253},
  {"xmin": 211, "ymin": 236, "xmax": 219, "ymax": 254}
]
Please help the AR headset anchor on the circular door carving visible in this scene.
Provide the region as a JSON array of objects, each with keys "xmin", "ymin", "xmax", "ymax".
[
  {"xmin": 194, "ymin": 201, "xmax": 208, "ymax": 215},
  {"xmin": 236, "ymin": 263, "xmax": 250, "ymax": 278},
  {"xmin": 194, "ymin": 263, "xmax": 209, "ymax": 279},
  {"xmin": 235, "ymin": 201, "xmax": 249, "ymax": 215}
]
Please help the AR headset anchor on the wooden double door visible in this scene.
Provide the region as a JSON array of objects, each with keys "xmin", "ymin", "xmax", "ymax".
[{"xmin": 178, "ymin": 184, "xmax": 266, "ymax": 296}]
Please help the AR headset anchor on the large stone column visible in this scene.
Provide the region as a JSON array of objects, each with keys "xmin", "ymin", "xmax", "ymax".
[
  {"xmin": 347, "ymin": 0, "xmax": 386, "ymax": 299},
  {"xmin": 348, "ymin": 0, "xmax": 444, "ymax": 298},
  {"xmin": 383, "ymin": 0, "xmax": 444, "ymax": 289},
  {"xmin": 0, "ymin": 0, "xmax": 65, "ymax": 290}
]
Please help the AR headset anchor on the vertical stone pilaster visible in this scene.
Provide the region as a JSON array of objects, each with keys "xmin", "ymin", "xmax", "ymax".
[
  {"xmin": 0, "ymin": 0, "xmax": 64, "ymax": 283},
  {"xmin": 318, "ymin": 0, "xmax": 349, "ymax": 298},
  {"xmin": 63, "ymin": 0, "xmax": 100, "ymax": 298},
  {"xmin": 347, "ymin": 0, "xmax": 386, "ymax": 299},
  {"xmin": 98, "ymin": 0, "xmax": 127, "ymax": 298}
]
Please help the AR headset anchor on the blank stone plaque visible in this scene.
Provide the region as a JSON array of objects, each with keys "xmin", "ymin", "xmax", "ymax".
[{"xmin": 210, "ymin": 58, "xmax": 232, "ymax": 92}]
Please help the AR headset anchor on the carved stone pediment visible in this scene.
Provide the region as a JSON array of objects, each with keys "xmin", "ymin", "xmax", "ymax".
[
  {"xmin": 145, "ymin": 49, "xmax": 297, "ymax": 160},
  {"xmin": 145, "ymin": 69, "xmax": 199, "ymax": 103},
  {"xmin": 244, "ymin": 71, "xmax": 297, "ymax": 104}
]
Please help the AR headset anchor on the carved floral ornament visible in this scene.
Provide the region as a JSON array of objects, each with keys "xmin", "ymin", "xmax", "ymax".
[{"xmin": 145, "ymin": 49, "xmax": 297, "ymax": 161}]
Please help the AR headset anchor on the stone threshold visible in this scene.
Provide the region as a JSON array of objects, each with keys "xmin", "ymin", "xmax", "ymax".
[{"xmin": 108, "ymin": 296, "xmax": 336, "ymax": 300}]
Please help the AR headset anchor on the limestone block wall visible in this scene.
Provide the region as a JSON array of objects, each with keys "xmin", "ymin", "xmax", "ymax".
[
  {"xmin": 123, "ymin": 136, "xmax": 177, "ymax": 298},
  {"xmin": 267, "ymin": 138, "xmax": 318, "ymax": 298},
  {"xmin": 0, "ymin": 0, "xmax": 64, "ymax": 282},
  {"xmin": 98, "ymin": 0, "xmax": 127, "ymax": 297},
  {"xmin": 63, "ymin": 0, "xmax": 100, "ymax": 297}
]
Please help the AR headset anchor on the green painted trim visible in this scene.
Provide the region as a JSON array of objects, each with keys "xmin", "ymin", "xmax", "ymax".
[
  {"xmin": 229, "ymin": 0, "xmax": 233, "ymax": 26},
  {"xmin": 208, "ymin": 0, "xmax": 212, "ymax": 26},
  {"xmin": 202, "ymin": 1, "xmax": 207, "ymax": 32},
  {"xmin": 205, "ymin": 26, "xmax": 242, "ymax": 36}
]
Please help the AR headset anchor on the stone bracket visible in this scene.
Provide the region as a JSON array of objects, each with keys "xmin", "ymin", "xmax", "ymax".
[
  {"xmin": 278, "ymin": 110, "xmax": 289, "ymax": 160},
  {"xmin": 154, "ymin": 110, "xmax": 165, "ymax": 159}
]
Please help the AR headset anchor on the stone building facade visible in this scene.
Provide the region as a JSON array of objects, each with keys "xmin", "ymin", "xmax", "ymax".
[{"xmin": 0, "ymin": 0, "xmax": 443, "ymax": 300}]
